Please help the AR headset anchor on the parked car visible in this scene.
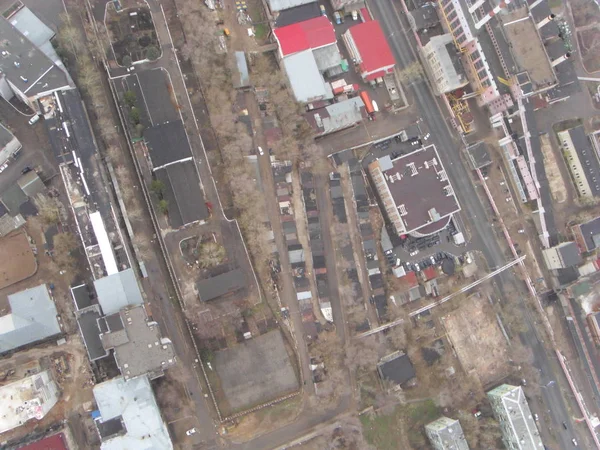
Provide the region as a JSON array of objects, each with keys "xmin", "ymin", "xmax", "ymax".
[
  {"xmin": 257, "ymin": 146, "xmax": 264, "ymax": 156},
  {"xmin": 351, "ymin": 9, "xmax": 358, "ymax": 20},
  {"xmin": 320, "ymin": 4, "xmax": 326, "ymax": 15},
  {"xmin": 186, "ymin": 428, "xmax": 197, "ymax": 436},
  {"xmin": 28, "ymin": 114, "xmax": 40, "ymax": 125},
  {"xmin": 333, "ymin": 11, "xmax": 342, "ymax": 24}
]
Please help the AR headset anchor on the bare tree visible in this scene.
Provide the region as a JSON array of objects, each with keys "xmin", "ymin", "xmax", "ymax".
[
  {"xmin": 53, "ymin": 232, "xmax": 79, "ymax": 273},
  {"xmin": 198, "ymin": 240, "xmax": 226, "ymax": 268}
]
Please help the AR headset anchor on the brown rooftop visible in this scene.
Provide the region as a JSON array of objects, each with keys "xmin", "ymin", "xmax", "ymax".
[{"xmin": 369, "ymin": 145, "xmax": 460, "ymax": 236}]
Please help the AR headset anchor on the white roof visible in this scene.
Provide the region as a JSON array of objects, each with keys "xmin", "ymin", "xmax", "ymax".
[
  {"xmin": 283, "ymin": 50, "xmax": 333, "ymax": 103},
  {"xmin": 94, "ymin": 376, "xmax": 173, "ymax": 450},
  {"xmin": 267, "ymin": 0, "xmax": 315, "ymax": 12},
  {"xmin": 94, "ymin": 269, "xmax": 144, "ymax": 315}
]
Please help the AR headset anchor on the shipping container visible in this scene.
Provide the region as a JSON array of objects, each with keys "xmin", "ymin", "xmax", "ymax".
[{"xmin": 360, "ymin": 90, "xmax": 374, "ymax": 115}]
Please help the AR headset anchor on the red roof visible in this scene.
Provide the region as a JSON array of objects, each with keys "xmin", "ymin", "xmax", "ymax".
[
  {"xmin": 18, "ymin": 434, "xmax": 68, "ymax": 450},
  {"xmin": 360, "ymin": 7, "xmax": 372, "ymax": 21},
  {"xmin": 404, "ymin": 271, "xmax": 419, "ymax": 287},
  {"xmin": 423, "ymin": 267, "xmax": 437, "ymax": 281},
  {"xmin": 274, "ymin": 16, "xmax": 336, "ymax": 57},
  {"xmin": 349, "ymin": 20, "xmax": 395, "ymax": 75}
]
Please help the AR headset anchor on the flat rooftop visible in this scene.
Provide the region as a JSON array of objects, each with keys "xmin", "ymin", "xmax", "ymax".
[
  {"xmin": 100, "ymin": 305, "xmax": 175, "ymax": 380},
  {"xmin": 577, "ymin": 216, "xmax": 600, "ymax": 251},
  {"xmin": 369, "ymin": 145, "xmax": 460, "ymax": 236},
  {"xmin": 0, "ymin": 370, "xmax": 58, "ymax": 434},
  {"xmin": 501, "ymin": 8, "xmax": 555, "ymax": 88},
  {"xmin": 0, "ymin": 17, "xmax": 70, "ymax": 98}
]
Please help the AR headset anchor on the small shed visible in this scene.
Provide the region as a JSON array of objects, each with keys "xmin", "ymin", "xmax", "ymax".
[{"xmin": 232, "ymin": 51, "xmax": 250, "ymax": 89}]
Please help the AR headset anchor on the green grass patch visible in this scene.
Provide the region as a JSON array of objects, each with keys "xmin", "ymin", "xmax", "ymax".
[
  {"xmin": 548, "ymin": 0, "xmax": 562, "ymax": 9},
  {"xmin": 552, "ymin": 118, "xmax": 583, "ymax": 134},
  {"xmin": 360, "ymin": 399, "xmax": 439, "ymax": 450},
  {"xmin": 254, "ymin": 23, "xmax": 268, "ymax": 40}
]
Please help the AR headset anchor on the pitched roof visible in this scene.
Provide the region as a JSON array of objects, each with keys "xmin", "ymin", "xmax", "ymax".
[
  {"xmin": 196, "ymin": 268, "xmax": 246, "ymax": 302},
  {"xmin": 94, "ymin": 269, "xmax": 144, "ymax": 316},
  {"xmin": 0, "ymin": 284, "xmax": 61, "ymax": 353},
  {"xmin": 377, "ymin": 351, "xmax": 416, "ymax": 385},
  {"xmin": 282, "ymin": 50, "xmax": 333, "ymax": 102},
  {"xmin": 93, "ymin": 376, "xmax": 173, "ymax": 450},
  {"xmin": 274, "ymin": 16, "xmax": 336, "ymax": 56},
  {"xmin": 348, "ymin": 20, "xmax": 395, "ymax": 75}
]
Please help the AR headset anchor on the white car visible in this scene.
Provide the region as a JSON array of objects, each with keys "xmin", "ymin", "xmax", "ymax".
[
  {"xmin": 423, "ymin": 132, "xmax": 431, "ymax": 140},
  {"xmin": 409, "ymin": 250, "xmax": 419, "ymax": 256},
  {"xmin": 186, "ymin": 428, "xmax": 197, "ymax": 436},
  {"xmin": 28, "ymin": 114, "xmax": 40, "ymax": 125},
  {"xmin": 257, "ymin": 146, "xmax": 264, "ymax": 156},
  {"xmin": 351, "ymin": 9, "xmax": 358, "ymax": 20},
  {"xmin": 572, "ymin": 438, "xmax": 578, "ymax": 446}
]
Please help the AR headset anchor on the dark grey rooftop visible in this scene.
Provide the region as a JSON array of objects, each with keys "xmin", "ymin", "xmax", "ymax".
[
  {"xmin": 466, "ymin": 141, "xmax": 492, "ymax": 169},
  {"xmin": 154, "ymin": 160, "xmax": 208, "ymax": 228},
  {"xmin": 577, "ymin": 216, "xmax": 600, "ymax": 252},
  {"xmin": 377, "ymin": 351, "xmax": 416, "ymax": 386},
  {"xmin": 410, "ymin": 4, "xmax": 439, "ymax": 30},
  {"xmin": 274, "ymin": 2, "xmax": 321, "ymax": 28},
  {"xmin": 135, "ymin": 69, "xmax": 180, "ymax": 126},
  {"xmin": 0, "ymin": 123, "xmax": 16, "ymax": 149},
  {"xmin": 144, "ymin": 120, "xmax": 192, "ymax": 168},
  {"xmin": 77, "ymin": 305, "xmax": 109, "ymax": 361},
  {"xmin": 196, "ymin": 268, "xmax": 246, "ymax": 302},
  {"xmin": 71, "ymin": 283, "xmax": 92, "ymax": 311},
  {"xmin": 558, "ymin": 242, "xmax": 582, "ymax": 268},
  {"xmin": 0, "ymin": 17, "xmax": 70, "ymax": 97},
  {"xmin": 0, "ymin": 183, "xmax": 27, "ymax": 215}
]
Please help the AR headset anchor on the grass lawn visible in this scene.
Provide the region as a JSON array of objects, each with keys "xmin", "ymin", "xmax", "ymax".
[
  {"xmin": 552, "ymin": 118, "xmax": 583, "ymax": 133},
  {"xmin": 254, "ymin": 23, "xmax": 267, "ymax": 40},
  {"xmin": 360, "ymin": 399, "xmax": 439, "ymax": 450}
]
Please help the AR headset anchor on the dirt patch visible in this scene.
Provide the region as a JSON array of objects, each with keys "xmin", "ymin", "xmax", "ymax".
[
  {"xmin": 571, "ymin": 0, "xmax": 600, "ymax": 28},
  {"xmin": 441, "ymin": 294, "xmax": 510, "ymax": 386},
  {"xmin": 0, "ymin": 231, "xmax": 37, "ymax": 290},
  {"xmin": 213, "ymin": 329, "xmax": 298, "ymax": 414},
  {"xmin": 578, "ymin": 27, "xmax": 600, "ymax": 73},
  {"xmin": 539, "ymin": 134, "xmax": 568, "ymax": 204}
]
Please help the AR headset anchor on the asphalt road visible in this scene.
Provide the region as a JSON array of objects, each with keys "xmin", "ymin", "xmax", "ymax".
[{"xmin": 369, "ymin": 0, "xmax": 583, "ymax": 447}]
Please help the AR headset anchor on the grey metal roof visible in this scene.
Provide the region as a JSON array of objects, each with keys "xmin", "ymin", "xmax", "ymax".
[
  {"xmin": 94, "ymin": 269, "xmax": 144, "ymax": 316},
  {"xmin": 323, "ymin": 97, "xmax": 364, "ymax": 133},
  {"xmin": 0, "ymin": 123, "xmax": 17, "ymax": 150},
  {"xmin": 0, "ymin": 284, "xmax": 61, "ymax": 353},
  {"xmin": 0, "ymin": 18, "xmax": 70, "ymax": 98},
  {"xmin": 94, "ymin": 376, "xmax": 173, "ymax": 450},
  {"xmin": 9, "ymin": 7, "xmax": 54, "ymax": 51},
  {"xmin": 283, "ymin": 50, "xmax": 333, "ymax": 102},
  {"xmin": 377, "ymin": 351, "xmax": 415, "ymax": 385},
  {"xmin": 1, "ymin": 184, "xmax": 27, "ymax": 215},
  {"xmin": 558, "ymin": 242, "xmax": 581, "ymax": 268},
  {"xmin": 233, "ymin": 52, "xmax": 250, "ymax": 88},
  {"xmin": 313, "ymin": 44, "xmax": 342, "ymax": 73},
  {"xmin": 196, "ymin": 268, "xmax": 246, "ymax": 302},
  {"xmin": 563, "ymin": 126, "xmax": 600, "ymax": 197},
  {"xmin": 17, "ymin": 171, "xmax": 45, "ymax": 197},
  {"xmin": 267, "ymin": 0, "xmax": 315, "ymax": 12}
]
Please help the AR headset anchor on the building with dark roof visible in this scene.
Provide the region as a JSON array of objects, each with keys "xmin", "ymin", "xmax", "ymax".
[
  {"xmin": 377, "ymin": 351, "xmax": 416, "ymax": 387},
  {"xmin": 557, "ymin": 126, "xmax": 600, "ymax": 198},
  {"xmin": 410, "ymin": 4, "xmax": 439, "ymax": 31},
  {"xmin": 368, "ymin": 145, "xmax": 461, "ymax": 237},
  {"xmin": 274, "ymin": 2, "xmax": 321, "ymax": 27},
  {"xmin": 542, "ymin": 242, "xmax": 581, "ymax": 270},
  {"xmin": 154, "ymin": 160, "xmax": 209, "ymax": 227},
  {"xmin": 343, "ymin": 20, "xmax": 395, "ymax": 81},
  {"xmin": 466, "ymin": 141, "xmax": 492, "ymax": 170},
  {"xmin": 143, "ymin": 120, "xmax": 192, "ymax": 169},
  {"xmin": 573, "ymin": 215, "xmax": 600, "ymax": 252},
  {"xmin": 0, "ymin": 17, "xmax": 72, "ymax": 111},
  {"xmin": 196, "ymin": 268, "xmax": 246, "ymax": 302}
]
